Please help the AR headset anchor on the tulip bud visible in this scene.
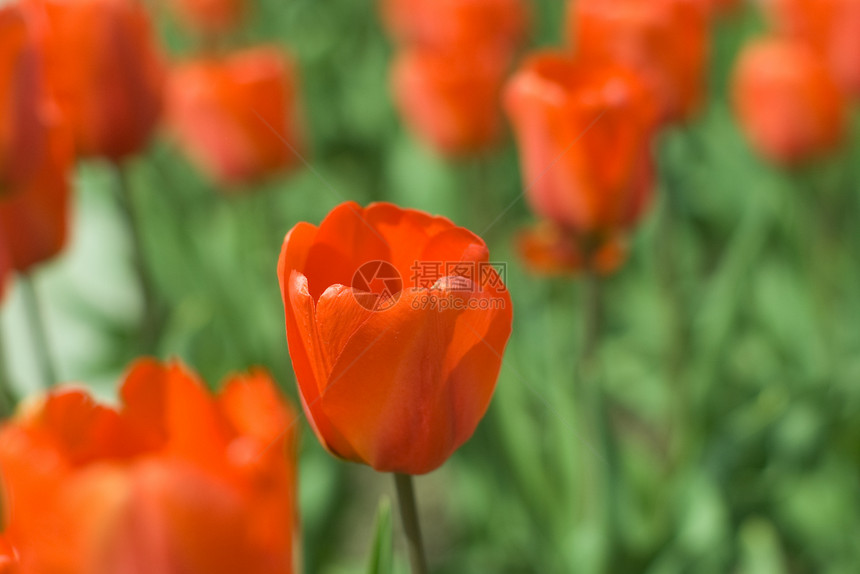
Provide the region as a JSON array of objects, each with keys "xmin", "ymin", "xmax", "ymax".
[
  {"xmin": 36, "ymin": 0, "xmax": 165, "ymax": 160},
  {"xmin": 391, "ymin": 46, "xmax": 508, "ymax": 156},
  {"xmin": 504, "ymin": 52, "xmax": 656, "ymax": 244},
  {"xmin": 278, "ymin": 202, "xmax": 513, "ymax": 474},
  {"xmin": 733, "ymin": 38, "xmax": 845, "ymax": 165},
  {"xmin": 569, "ymin": 0, "xmax": 709, "ymax": 123},
  {"xmin": 765, "ymin": 0, "xmax": 860, "ymax": 97},
  {"xmin": 168, "ymin": 47, "xmax": 305, "ymax": 187}
]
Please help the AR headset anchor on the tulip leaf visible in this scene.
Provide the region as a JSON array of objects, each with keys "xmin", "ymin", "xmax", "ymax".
[{"xmin": 366, "ymin": 497, "xmax": 393, "ymax": 574}]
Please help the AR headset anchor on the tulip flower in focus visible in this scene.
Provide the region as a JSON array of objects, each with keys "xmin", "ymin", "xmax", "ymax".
[
  {"xmin": 0, "ymin": 360, "xmax": 299, "ymax": 574},
  {"xmin": 570, "ymin": 0, "xmax": 709, "ymax": 123},
  {"xmin": 517, "ymin": 222, "xmax": 627, "ymax": 276},
  {"xmin": 279, "ymin": 202, "xmax": 513, "ymax": 474},
  {"xmin": 765, "ymin": 0, "xmax": 860, "ymax": 97},
  {"xmin": 382, "ymin": 0, "xmax": 528, "ymax": 54},
  {"xmin": 391, "ymin": 47, "xmax": 509, "ymax": 156},
  {"xmin": 170, "ymin": 0, "xmax": 245, "ymax": 36},
  {"xmin": 504, "ymin": 52, "xmax": 656, "ymax": 261},
  {"xmin": 733, "ymin": 38, "xmax": 845, "ymax": 165},
  {"xmin": 0, "ymin": 6, "xmax": 46, "ymax": 197},
  {"xmin": 34, "ymin": 0, "xmax": 164, "ymax": 160},
  {"xmin": 168, "ymin": 47, "xmax": 304, "ymax": 187}
]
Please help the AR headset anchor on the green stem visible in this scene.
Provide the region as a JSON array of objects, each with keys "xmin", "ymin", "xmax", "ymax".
[
  {"xmin": 393, "ymin": 473, "xmax": 429, "ymax": 574},
  {"xmin": 0, "ymin": 330, "xmax": 17, "ymax": 417},
  {"xmin": 21, "ymin": 273, "xmax": 56, "ymax": 388},
  {"xmin": 112, "ymin": 163, "xmax": 161, "ymax": 352},
  {"xmin": 579, "ymin": 267, "xmax": 620, "ymax": 566}
]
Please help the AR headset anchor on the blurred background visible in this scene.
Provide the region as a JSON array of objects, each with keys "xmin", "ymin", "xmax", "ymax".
[{"xmin": 3, "ymin": 0, "xmax": 860, "ymax": 572}]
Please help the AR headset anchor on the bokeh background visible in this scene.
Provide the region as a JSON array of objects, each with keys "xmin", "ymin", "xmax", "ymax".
[{"xmin": 3, "ymin": 1, "xmax": 860, "ymax": 572}]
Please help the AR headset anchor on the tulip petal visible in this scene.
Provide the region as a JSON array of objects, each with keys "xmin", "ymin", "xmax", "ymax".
[
  {"xmin": 302, "ymin": 202, "xmax": 392, "ymax": 302},
  {"xmin": 320, "ymin": 283, "xmax": 511, "ymax": 474}
]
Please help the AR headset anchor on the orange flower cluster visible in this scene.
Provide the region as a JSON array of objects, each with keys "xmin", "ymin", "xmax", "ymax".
[
  {"xmin": 506, "ymin": 0, "xmax": 716, "ymax": 275},
  {"xmin": 279, "ymin": 202, "xmax": 513, "ymax": 474},
  {"xmin": 732, "ymin": 1, "xmax": 855, "ymax": 165},
  {"xmin": 0, "ymin": 361, "xmax": 299, "ymax": 574},
  {"xmin": 168, "ymin": 47, "xmax": 305, "ymax": 187},
  {"xmin": 383, "ymin": 0, "xmax": 528, "ymax": 156}
]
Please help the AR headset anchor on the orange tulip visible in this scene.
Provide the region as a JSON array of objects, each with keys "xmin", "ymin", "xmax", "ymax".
[
  {"xmin": 391, "ymin": 46, "xmax": 508, "ymax": 156},
  {"xmin": 278, "ymin": 201, "xmax": 512, "ymax": 474},
  {"xmin": 765, "ymin": 0, "xmax": 860, "ymax": 96},
  {"xmin": 33, "ymin": 0, "xmax": 165, "ymax": 160},
  {"xmin": 382, "ymin": 0, "xmax": 528, "ymax": 54},
  {"xmin": 0, "ymin": 6, "xmax": 47, "ymax": 196},
  {"xmin": 0, "ymin": 360, "xmax": 299, "ymax": 574},
  {"xmin": 732, "ymin": 38, "xmax": 845, "ymax": 165},
  {"xmin": 0, "ymin": 536, "xmax": 17, "ymax": 573},
  {"xmin": 0, "ymin": 104, "xmax": 72, "ymax": 273},
  {"xmin": 517, "ymin": 222, "xmax": 626, "ymax": 276},
  {"xmin": 168, "ymin": 47, "xmax": 304, "ymax": 186},
  {"xmin": 170, "ymin": 0, "xmax": 245, "ymax": 35},
  {"xmin": 504, "ymin": 52, "xmax": 656, "ymax": 245},
  {"xmin": 569, "ymin": 0, "xmax": 709, "ymax": 123}
]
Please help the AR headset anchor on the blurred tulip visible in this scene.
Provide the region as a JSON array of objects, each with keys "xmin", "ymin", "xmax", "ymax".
[
  {"xmin": 570, "ymin": 0, "xmax": 709, "ymax": 123},
  {"xmin": 168, "ymin": 47, "xmax": 304, "ymax": 187},
  {"xmin": 33, "ymin": 0, "xmax": 164, "ymax": 160},
  {"xmin": 382, "ymin": 0, "xmax": 528, "ymax": 54},
  {"xmin": 0, "ymin": 105, "xmax": 72, "ymax": 272},
  {"xmin": 170, "ymin": 0, "xmax": 244, "ymax": 36},
  {"xmin": 517, "ymin": 222, "xmax": 626, "ymax": 276},
  {"xmin": 0, "ymin": 535, "xmax": 17, "ymax": 573},
  {"xmin": 733, "ymin": 38, "xmax": 845, "ymax": 165},
  {"xmin": 0, "ymin": 6, "xmax": 46, "ymax": 196},
  {"xmin": 0, "ymin": 360, "xmax": 299, "ymax": 574},
  {"xmin": 765, "ymin": 0, "xmax": 860, "ymax": 96},
  {"xmin": 391, "ymin": 46, "xmax": 508, "ymax": 156},
  {"xmin": 504, "ymin": 52, "xmax": 656, "ymax": 245},
  {"xmin": 279, "ymin": 201, "xmax": 512, "ymax": 474}
]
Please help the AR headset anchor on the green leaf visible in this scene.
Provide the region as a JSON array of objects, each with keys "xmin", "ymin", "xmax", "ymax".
[{"xmin": 366, "ymin": 497, "xmax": 394, "ymax": 574}]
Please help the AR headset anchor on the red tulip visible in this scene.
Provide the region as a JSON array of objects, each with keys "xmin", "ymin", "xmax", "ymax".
[
  {"xmin": 382, "ymin": 0, "xmax": 528, "ymax": 54},
  {"xmin": 0, "ymin": 360, "xmax": 299, "ymax": 574},
  {"xmin": 517, "ymin": 222, "xmax": 626, "ymax": 276},
  {"xmin": 168, "ymin": 47, "xmax": 304, "ymax": 186},
  {"xmin": 278, "ymin": 201, "xmax": 512, "ymax": 474},
  {"xmin": 391, "ymin": 46, "xmax": 508, "ymax": 156},
  {"xmin": 733, "ymin": 38, "xmax": 845, "ymax": 165},
  {"xmin": 0, "ymin": 104, "xmax": 72, "ymax": 272},
  {"xmin": 504, "ymin": 52, "xmax": 656, "ymax": 245},
  {"xmin": 765, "ymin": 0, "xmax": 860, "ymax": 96},
  {"xmin": 569, "ymin": 0, "xmax": 709, "ymax": 123},
  {"xmin": 0, "ymin": 5, "xmax": 46, "ymax": 196},
  {"xmin": 0, "ymin": 536, "xmax": 17, "ymax": 573},
  {"xmin": 170, "ymin": 0, "xmax": 245, "ymax": 35},
  {"xmin": 33, "ymin": 0, "xmax": 165, "ymax": 160}
]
